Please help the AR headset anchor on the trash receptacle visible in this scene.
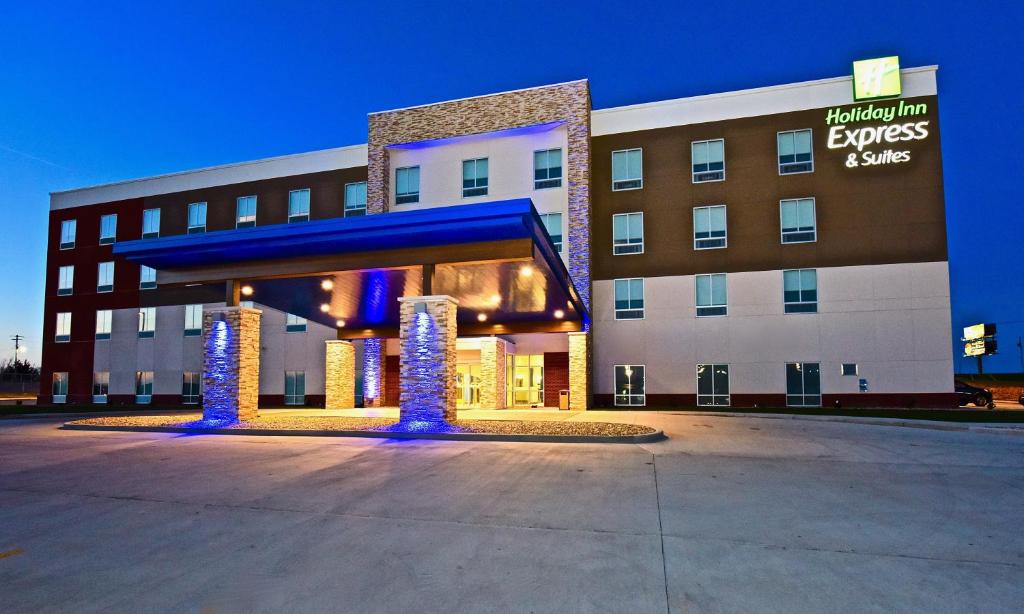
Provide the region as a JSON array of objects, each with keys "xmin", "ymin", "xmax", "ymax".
[{"xmin": 558, "ymin": 389, "xmax": 570, "ymax": 410}]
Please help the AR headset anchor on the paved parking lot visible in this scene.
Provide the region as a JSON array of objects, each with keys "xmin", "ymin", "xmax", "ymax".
[{"xmin": 1, "ymin": 412, "xmax": 1022, "ymax": 613}]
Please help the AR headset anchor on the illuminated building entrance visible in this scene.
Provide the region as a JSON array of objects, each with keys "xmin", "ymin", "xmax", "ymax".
[
  {"xmin": 507, "ymin": 354, "xmax": 544, "ymax": 407},
  {"xmin": 456, "ymin": 363, "xmax": 481, "ymax": 409}
]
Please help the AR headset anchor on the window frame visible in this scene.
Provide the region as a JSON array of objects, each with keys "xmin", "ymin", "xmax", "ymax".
[
  {"xmin": 613, "ymin": 364, "xmax": 647, "ymax": 406},
  {"xmin": 462, "ymin": 158, "xmax": 489, "ymax": 198},
  {"xmin": 695, "ymin": 273, "xmax": 728, "ymax": 317},
  {"xmin": 99, "ymin": 214, "xmax": 117, "ymax": 244},
  {"xmin": 285, "ymin": 370, "xmax": 306, "ymax": 405},
  {"xmin": 139, "ymin": 265, "xmax": 157, "ymax": 290},
  {"xmin": 55, "ymin": 312, "xmax": 71, "ymax": 343},
  {"xmin": 395, "ymin": 166, "xmax": 420, "ymax": 204},
  {"xmin": 93, "ymin": 371, "xmax": 109, "ymax": 404},
  {"xmin": 59, "ymin": 219, "xmax": 76, "ymax": 250},
  {"xmin": 777, "ymin": 129, "xmax": 815, "ymax": 175},
  {"xmin": 693, "ymin": 205, "xmax": 728, "ymax": 250},
  {"xmin": 138, "ymin": 307, "xmax": 156, "ymax": 338},
  {"xmin": 95, "ymin": 309, "xmax": 112, "ymax": 340},
  {"xmin": 691, "ymin": 139, "xmax": 725, "ymax": 183},
  {"xmin": 780, "ymin": 197, "xmax": 817, "ymax": 244},
  {"xmin": 52, "ymin": 372, "xmax": 68, "ymax": 403},
  {"xmin": 533, "ymin": 148, "xmax": 563, "ymax": 190},
  {"xmin": 783, "ymin": 269, "xmax": 818, "ymax": 314},
  {"xmin": 135, "ymin": 370, "xmax": 154, "ymax": 404},
  {"xmin": 97, "ymin": 261, "xmax": 114, "ymax": 293},
  {"xmin": 344, "ymin": 181, "xmax": 368, "ymax": 217},
  {"xmin": 613, "ymin": 277, "xmax": 645, "ymax": 320},
  {"xmin": 57, "ymin": 265, "xmax": 74, "ymax": 296},
  {"xmin": 696, "ymin": 363, "xmax": 731, "ymax": 407},
  {"xmin": 285, "ymin": 313, "xmax": 307, "ymax": 333},
  {"xmin": 141, "ymin": 208, "xmax": 161, "ymax": 238},
  {"xmin": 612, "ymin": 212, "xmax": 644, "ymax": 256},
  {"xmin": 235, "ymin": 195, "xmax": 257, "ymax": 228},
  {"xmin": 182, "ymin": 371, "xmax": 201, "ymax": 404},
  {"xmin": 537, "ymin": 212, "xmax": 563, "ymax": 253},
  {"xmin": 184, "ymin": 304, "xmax": 203, "ymax": 336},
  {"xmin": 841, "ymin": 363, "xmax": 859, "ymax": 376},
  {"xmin": 187, "ymin": 202, "xmax": 207, "ymax": 234},
  {"xmin": 288, "ymin": 189, "xmax": 311, "ymax": 223},
  {"xmin": 786, "ymin": 362, "xmax": 822, "ymax": 407},
  {"xmin": 611, "ymin": 148, "xmax": 643, "ymax": 191}
]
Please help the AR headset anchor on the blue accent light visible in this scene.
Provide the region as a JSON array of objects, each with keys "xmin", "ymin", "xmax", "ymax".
[
  {"xmin": 202, "ymin": 319, "xmax": 239, "ymax": 423},
  {"xmin": 387, "ymin": 121, "xmax": 565, "ymax": 150},
  {"xmin": 362, "ymin": 338, "xmax": 383, "ymax": 403},
  {"xmin": 362, "ymin": 271, "xmax": 389, "ymax": 324},
  {"xmin": 397, "ymin": 310, "xmax": 452, "ymax": 428}
]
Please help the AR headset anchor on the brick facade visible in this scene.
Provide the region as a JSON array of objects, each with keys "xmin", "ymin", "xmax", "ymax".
[
  {"xmin": 398, "ymin": 296, "xmax": 458, "ymax": 422},
  {"xmin": 324, "ymin": 340, "xmax": 355, "ymax": 409},
  {"xmin": 202, "ymin": 306, "xmax": 261, "ymax": 421}
]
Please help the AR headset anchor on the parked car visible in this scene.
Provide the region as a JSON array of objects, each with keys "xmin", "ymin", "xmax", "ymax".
[{"xmin": 955, "ymin": 381, "xmax": 994, "ymax": 408}]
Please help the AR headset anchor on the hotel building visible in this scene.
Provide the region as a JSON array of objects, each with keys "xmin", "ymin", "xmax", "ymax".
[{"xmin": 40, "ymin": 61, "xmax": 955, "ymax": 415}]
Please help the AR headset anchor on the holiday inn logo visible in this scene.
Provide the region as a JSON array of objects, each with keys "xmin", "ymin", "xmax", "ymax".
[{"xmin": 852, "ymin": 56, "xmax": 901, "ymax": 101}]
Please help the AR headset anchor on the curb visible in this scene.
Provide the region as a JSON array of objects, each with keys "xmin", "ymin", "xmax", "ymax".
[
  {"xmin": 665, "ymin": 411, "xmax": 1024, "ymax": 436},
  {"xmin": 60, "ymin": 423, "xmax": 667, "ymax": 444}
]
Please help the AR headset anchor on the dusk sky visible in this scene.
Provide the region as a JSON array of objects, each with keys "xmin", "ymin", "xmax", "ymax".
[{"xmin": 1, "ymin": 1, "xmax": 1021, "ymax": 372}]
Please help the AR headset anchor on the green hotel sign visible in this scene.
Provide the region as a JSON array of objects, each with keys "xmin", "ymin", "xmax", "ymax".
[{"xmin": 852, "ymin": 56, "xmax": 902, "ymax": 101}]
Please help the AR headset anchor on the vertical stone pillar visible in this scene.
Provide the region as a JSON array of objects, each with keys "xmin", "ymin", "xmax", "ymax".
[
  {"xmin": 478, "ymin": 337, "xmax": 508, "ymax": 410},
  {"xmin": 325, "ymin": 340, "xmax": 355, "ymax": 409},
  {"xmin": 362, "ymin": 338, "xmax": 386, "ymax": 407},
  {"xmin": 202, "ymin": 306, "xmax": 261, "ymax": 422},
  {"xmin": 398, "ymin": 295, "xmax": 458, "ymax": 424},
  {"xmin": 568, "ymin": 331, "xmax": 589, "ymax": 412}
]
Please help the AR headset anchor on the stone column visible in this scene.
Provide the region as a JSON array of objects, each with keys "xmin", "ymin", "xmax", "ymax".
[
  {"xmin": 362, "ymin": 338, "xmax": 386, "ymax": 407},
  {"xmin": 202, "ymin": 306, "xmax": 261, "ymax": 422},
  {"xmin": 325, "ymin": 340, "xmax": 355, "ymax": 409},
  {"xmin": 398, "ymin": 295, "xmax": 458, "ymax": 424},
  {"xmin": 478, "ymin": 337, "xmax": 509, "ymax": 410},
  {"xmin": 568, "ymin": 331, "xmax": 589, "ymax": 412}
]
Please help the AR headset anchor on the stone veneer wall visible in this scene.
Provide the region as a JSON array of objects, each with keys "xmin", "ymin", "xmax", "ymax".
[
  {"xmin": 367, "ymin": 80, "xmax": 593, "ymax": 312},
  {"xmin": 202, "ymin": 307, "xmax": 261, "ymax": 421},
  {"xmin": 398, "ymin": 296, "xmax": 458, "ymax": 423},
  {"xmin": 568, "ymin": 332, "xmax": 589, "ymax": 412},
  {"xmin": 324, "ymin": 340, "xmax": 355, "ymax": 409},
  {"xmin": 362, "ymin": 338, "xmax": 386, "ymax": 407},
  {"xmin": 478, "ymin": 337, "xmax": 509, "ymax": 410}
]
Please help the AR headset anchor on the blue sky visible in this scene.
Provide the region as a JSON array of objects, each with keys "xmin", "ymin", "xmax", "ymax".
[{"xmin": 1, "ymin": 0, "xmax": 1022, "ymax": 372}]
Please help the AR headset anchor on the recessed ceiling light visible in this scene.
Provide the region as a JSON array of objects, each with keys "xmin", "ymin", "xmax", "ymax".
[
  {"xmin": 554, "ymin": 309, "xmax": 564, "ymax": 319},
  {"xmin": 240, "ymin": 285, "xmax": 254, "ymax": 296},
  {"xmin": 321, "ymin": 279, "xmax": 334, "ymax": 291},
  {"xmin": 477, "ymin": 313, "xmax": 488, "ymax": 322},
  {"xmin": 336, "ymin": 319, "xmax": 346, "ymax": 327},
  {"xmin": 320, "ymin": 303, "xmax": 330, "ymax": 313},
  {"xmin": 519, "ymin": 265, "xmax": 534, "ymax": 278}
]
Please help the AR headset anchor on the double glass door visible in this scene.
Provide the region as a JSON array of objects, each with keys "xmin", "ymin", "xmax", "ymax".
[
  {"xmin": 456, "ymin": 364, "xmax": 481, "ymax": 409},
  {"xmin": 507, "ymin": 354, "xmax": 544, "ymax": 407}
]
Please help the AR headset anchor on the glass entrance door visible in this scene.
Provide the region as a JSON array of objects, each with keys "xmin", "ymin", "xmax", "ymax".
[
  {"xmin": 456, "ymin": 364, "xmax": 481, "ymax": 409},
  {"xmin": 508, "ymin": 354, "xmax": 544, "ymax": 407}
]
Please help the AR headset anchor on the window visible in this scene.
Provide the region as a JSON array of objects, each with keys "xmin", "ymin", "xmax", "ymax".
[
  {"xmin": 697, "ymin": 364, "xmax": 730, "ymax": 406},
  {"xmin": 614, "ymin": 278, "xmax": 644, "ymax": 320},
  {"xmin": 140, "ymin": 265, "xmax": 157, "ymax": 290},
  {"xmin": 841, "ymin": 363, "xmax": 858, "ymax": 376},
  {"xmin": 786, "ymin": 362, "xmax": 821, "ymax": 407},
  {"xmin": 612, "ymin": 212, "xmax": 644, "ymax": 255},
  {"xmin": 52, "ymin": 372, "xmax": 68, "ymax": 403},
  {"xmin": 288, "ymin": 189, "xmax": 310, "ymax": 223},
  {"xmin": 614, "ymin": 365, "xmax": 646, "ymax": 406},
  {"xmin": 55, "ymin": 312, "xmax": 71, "ymax": 342},
  {"xmin": 99, "ymin": 214, "xmax": 117, "ymax": 244},
  {"xmin": 611, "ymin": 149, "xmax": 643, "ymax": 190},
  {"xmin": 696, "ymin": 273, "xmax": 727, "ymax": 316},
  {"xmin": 780, "ymin": 198, "xmax": 816, "ymax": 243},
  {"xmin": 97, "ymin": 261, "xmax": 114, "ymax": 292},
  {"xmin": 285, "ymin": 313, "xmax": 307, "ymax": 333},
  {"xmin": 135, "ymin": 371, "xmax": 153, "ymax": 404},
  {"xmin": 693, "ymin": 205, "xmax": 727, "ymax": 250},
  {"xmin": 778, "ymin": 129, "xmax": 813, "ymax": 174},
  {"xmin": 395, "ymin": 167, "xmax": 420, "ymax": 204},
  {"xmin": 692, "ymin": 139, "xmax": 725, "ymax": 182},
  {"xmin": 60, "ymin": 219, "xmax": 76, "ymax": 249},
  {"xmin": 188, "ymin": 202, "xmax": 207, "ymax": 234},
  {"xmin": 783, "ymin": 269, "xmax": 818, "ymax": 313},
  {"xmin": 239, "ymin": 300, "xmax": 255, "ymax": 308},
  {"xmin": 462, "ymin": 158, "xmax": 488, "ymax": 197},
  {"xmin": 57, "ymin": 265, "xmax": 74, "ymax": 296},
  {"xmin": 236, "ymin": 196, "xmax": 257, "ymax": 228},
  {"xmin": 184, "ymin": 304, "xmax": 202, "ymax": 336},
  {"xmin": 285, "ymin": 371, "xmax": 305, "ymax": 405},
  {"xmin": 182, "ymin": 371, "xmax": 201, "ymax": 404},
  {"xmin": 93, "ymin": 372, "xmax": 109, "ymax": 404},
  {"xmin": 142, "ymin": 208, "xmax": 160, "ymax": 238},
  {"xmin": 534, "ymin": 148, "xmax": 563, "ymax": 189},
  {"xmin": 95, "ymin": 309, "xmax": 112, "ymax": 340},
  {"xmin": 345, "ymin": 182, "xmax": 367, "ymax": 217},
  {"xmin": 538, "ymin": 212, "xmax": 563, "ymax": 253},
  {"xmin": 138, "ymin": 307, "xmax": 156, "ymax": 338}
]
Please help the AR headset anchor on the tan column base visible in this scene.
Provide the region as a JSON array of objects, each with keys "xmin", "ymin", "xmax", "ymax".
[
  {"xmin": 202, "ymin": 306, "xmax": 262, "ymax": 422},
  {"xmin": 568, "ymin": 331, "xmax": 589, "ymax": 412},
  {"xmin": 325, "ymin": 340, "xmax": 355, "ymax": 409}
]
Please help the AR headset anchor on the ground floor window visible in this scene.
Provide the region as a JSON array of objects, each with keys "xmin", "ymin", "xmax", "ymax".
[
  {"xmin": 697, "ymin": 363, "xmax": 730, "ymax": 406},
  {"xmin": 92, "ymin": 372, "xmax": 109, "ymax": 404},
  {"xmin": 52, "ymin": 372, "xmax": 68, "ymax": 403},
  {"xmin": 135, "ymin": 371, "xmax": 153, "ymax": 404},
  {"xmin": 614, "ymin": 365, "xmax": 645, "ymax": 406},
  {"xmin": 786, "ymin": 362, "xmax": 821, "ymax": 407},
  {"xmin": 285, "ymin": 371, "xmax": 305, "ymax": 405},
  {"xmin": 182, "ymin": 371, "xmax": 201, "ymax": 405}
]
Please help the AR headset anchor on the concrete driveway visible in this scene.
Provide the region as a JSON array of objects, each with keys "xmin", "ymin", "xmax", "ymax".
[{"xmin": 1, "ymin": 413, "xmax": 1022, "ymax": 613}]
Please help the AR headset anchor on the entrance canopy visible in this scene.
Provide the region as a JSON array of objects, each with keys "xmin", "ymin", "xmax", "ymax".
[{"xmin": 113, "ymin": 199, "xmax": 587, "ymax": 338}]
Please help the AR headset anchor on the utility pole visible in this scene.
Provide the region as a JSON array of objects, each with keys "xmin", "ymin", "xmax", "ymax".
[{"xmin": 11, "ymin": 334, "xmax": 23, "ymax": 362}]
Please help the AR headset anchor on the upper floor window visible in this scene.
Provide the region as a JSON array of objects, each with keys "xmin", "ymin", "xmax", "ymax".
[
  {"xmin": 55, "ymin": 312, "xmax": 71, "ymax": 342},
  {"xmin": 236, "ymin": 196, "xmax": 257, "ymax": 228},
  {"xmin": 538, "ymin": 212, "xmax": 563, "ymax": 253},
  {"xmin": 140, "ymin": 265, "xmax": 157, "ymax": 290},
  {"xmin": 142, "ymin": 208, "xmax": 160, "ymax": 238},
  {"xmin": 695, "ymin": 273, "xmax": 727, "ymax": 317},
  {"xmin": 534, "ymin": 148, "xmax": 563, "ymax": 189},
  {"xmin": 780, "ymin": 198, "xmax": 816, "ymax": 243},
  {"xmin": 612, "ymin": 212, "xmax": 644, "ymax": 255},
  {"xmin": 783, "ymin": 269, "xmax": 817, "ymax": 313},
  {"xmin": 462, "ymin": 158, "xmax": 488, "ymax": 197},
  {"xmin": 786, "ymin": 362, "xmax": 821, "ymax": 407},
  {"xmin": 285, "ymin": 313, "xmax": 307, "ymax": 333},
  {"xmin": 778, "ymin": 129, "xmax": 813, "ymax": 174},
  {"xmin": 611, "ymin": 148, "xmax": 643, "ymax": 191},
  {"xmin": 59, "ymin": 219, "xmax": 76, "ymax": 249},
  {"xmin": 138, "ymin": 307, "xmax": 156, "ymax": 338},
  {"xmin": 95, "ymin": 309, "xmax": 112, "ymax": 340},
  {"xmin": 97, "ymin": 261, "xmax": 114, "ymax": 293},
  {"xmin": 99, "ymin": 214, "xmax": 117, "ymax": 244},
  {"xmin": 614, "ymin": 365, "xmax": 646, "ymax": 406},
  {"xmin": 692, "ymin": 139, "xmax": 725, "ymax": 183},
  {"xmin": 57, "ymin": 265, "xmax": 74, "ymax": 296},
  {"xmin": 345, "ymin": 182, "xmax": 367, "ymax": 217},
  {"xmin": 395, "ymin": 166, "xmax": 420, "ymax": 204},
  {"xmin": 614, "ymin": 278, "xmax": 644, "ymax": 320},
  {"xmin": 184, "ymin": 304, "xmax": 203, "ymax": 336},
  {"xmin": 693, "ymin": 205, "xmax": 727, "ymax": 250},
  {"xmin": 187, "ymin": 202, "xmax": 207, "ymax": 234},
  {"xmin": 288, "ymin": 189, "xmax": 310, "ymax": 223}
]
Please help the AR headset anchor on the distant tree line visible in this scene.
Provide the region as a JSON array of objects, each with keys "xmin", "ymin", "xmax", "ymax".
[{"xmin": 1, "ymin": 358, "xmax": 39, "ymax": 377}]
